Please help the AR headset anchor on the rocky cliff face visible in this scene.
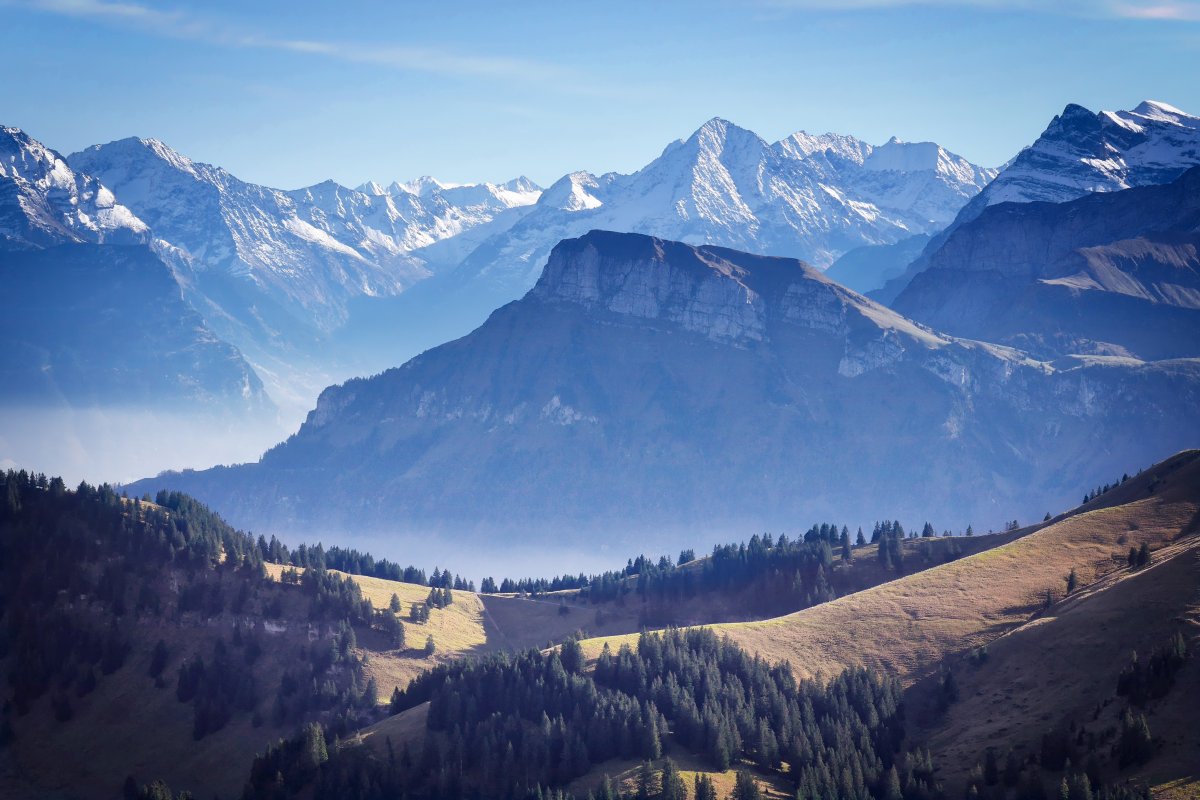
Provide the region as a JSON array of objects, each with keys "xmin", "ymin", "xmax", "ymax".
[
  {"xmin": 893, "ymin": 167, "xmax": 1200, "ymax": 360},
  {"xmin": 130, "ymin": 232, "xmax": 1200, "ymax": 568}
]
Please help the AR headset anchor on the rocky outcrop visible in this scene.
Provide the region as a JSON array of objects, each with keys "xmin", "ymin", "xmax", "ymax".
[{"xmin": 0, "ymin": 125, "xmax": 148, "ymax": 249}]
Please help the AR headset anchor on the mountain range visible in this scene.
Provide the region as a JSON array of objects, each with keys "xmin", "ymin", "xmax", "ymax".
[
  {"xmin": 129, "ymin": 230, "xmax": 1200, "ymax": 573},
  {"xmin": 66, "ymin": 139, "xmax": 543, "ymax": 413},
  {"xmin": 0, "ymin": 126, "xmax": 267, "ymax": 415},
  {"xmin": 2, "ymin": 115, "xmax": 998, "ymax": 429},
  {"xmin": 892, "ymin": 165, "xmax": 1200, "ymax": 360},
  {"xmin": 6, "ymin": 99, "xmax": 1200, "ymax": 513},
  {"xmin": 340, "ymin": 118, "xmax": 997, "ymax": 364}
]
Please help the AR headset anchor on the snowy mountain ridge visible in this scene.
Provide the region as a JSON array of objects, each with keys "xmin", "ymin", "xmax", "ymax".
[
  {"xmin": 0, "ymin": 125, "xmax": 148, "ymax": 249},
  {"xmin": 978, "ymin": 100, "xmax": 1200, "ymax": 208},
  {"xmin": 393, "ymin": 116, "xmax": 999, "ymax": 349}
]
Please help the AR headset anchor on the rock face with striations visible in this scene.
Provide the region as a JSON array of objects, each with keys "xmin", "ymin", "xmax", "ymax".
[
  {"xmin": 892, "ymin": 166, "xmax": 1200, "ymax": 360},
  {"xmin": 130, "ymin": 231, "xmax": 1200, "ymax": 564}
]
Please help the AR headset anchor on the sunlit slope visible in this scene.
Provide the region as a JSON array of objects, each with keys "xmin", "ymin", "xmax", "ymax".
[
  {"xmin": 581, "ymin": 451, "xmax": 1200, "ymax": 685},
  {"xmin": 923, "ymin": 533, "xmax": 1200, "ymax": 796}
]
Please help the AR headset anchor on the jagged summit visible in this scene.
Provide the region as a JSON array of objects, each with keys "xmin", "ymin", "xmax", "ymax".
[
  {"xmin": 360, "ymin": 173, "xmax": 544, "ymax": 209},
  {"xmin": 0, "ymin": 125, "xmax": 148, "ymax": 248}
]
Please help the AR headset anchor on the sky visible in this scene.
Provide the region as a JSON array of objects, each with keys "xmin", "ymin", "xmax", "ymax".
[{"xmin": 2, "ymin": 0, "xmax": 1199, "ymax": 189}]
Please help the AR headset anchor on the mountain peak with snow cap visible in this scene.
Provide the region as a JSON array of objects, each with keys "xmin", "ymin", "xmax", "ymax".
[{"xmin": 0, "ymin": 125, "xmax": 149, "ymax": 248}]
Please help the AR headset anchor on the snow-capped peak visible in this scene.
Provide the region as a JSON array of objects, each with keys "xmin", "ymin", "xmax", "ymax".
[
  {"xmin": 966, "ymin": 99, "xmax": 1200, "ymax": 212},
  {"xmin": 539, "ymin": 171, "xmax": 605, "ymax": 211},
  {"xmin": 502, "ymin": 175, "xmax": 540, "ymax": 194},
  {"xmin": 396, "ymin": 175, "xmax": 459, "ymax": 197},
  {"xmin": 1131, "ymin": 99, "xmax": 1194, "ymax": 123},
  {"xmin": 776, "ymin": 130, "xmax": 872, "ymax": 164},
  {"xmin": 0, "ymin": 125, "xmax": 149, "ymax": 247}
]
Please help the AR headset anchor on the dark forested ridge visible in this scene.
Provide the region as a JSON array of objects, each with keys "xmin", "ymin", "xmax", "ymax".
[
  {"xmin": 0, "ymin": 471, "xmax": 396, "ymax": 796},
  {"xmin": 245, "ymin": 628, "xmax": 925, "ymax": 800},
  {"xmin": 486, "ymin": 521, "xmax": 985, "ymax": 621}
]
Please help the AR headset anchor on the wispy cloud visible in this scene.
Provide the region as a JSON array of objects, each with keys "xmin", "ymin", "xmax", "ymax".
[
  {"xmin": 1111, "ymin": 1, "xmax": 1200, "ymax": 20},
  {"xmin": 12, "ymin": 0, "xmax": 567, "ymax": 81},
  {"xmin": 756, "ymin": 0, "xmax": 1200, "ymax": 20}
]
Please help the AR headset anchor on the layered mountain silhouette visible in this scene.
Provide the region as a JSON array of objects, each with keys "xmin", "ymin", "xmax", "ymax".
[
  {"xmin": 892, "ymin": 166, "xmax": 1200, "ymax": 360},
  {"xmin": 131, "ymin": 231, "xmax": 1200, "ymax": 556}
]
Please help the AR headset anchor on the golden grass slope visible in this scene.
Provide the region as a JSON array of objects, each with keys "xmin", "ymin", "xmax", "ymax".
[
  {"xmin": 581, "ymin": 451, "xmax": 1200, "ymax": 685},
  {"xmin": 921, "ymin": 534, "xmax": 1200, "ymax": 796},
  {"xmin": 263, "ymin": 565, "xmax": 622, "ymax": 696}
]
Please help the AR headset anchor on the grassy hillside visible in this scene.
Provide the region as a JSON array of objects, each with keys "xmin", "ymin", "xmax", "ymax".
[
  {"xmin": 918, "ymin": 533, "xmax": 1200, "ymax": 797},
  {"xmin": 579, "ymin": 451, "xmax": 1200, "ymax": 686},
  {"xmin": 6, "ymin": 452, "xmax": 1198, "ymax": 800}
]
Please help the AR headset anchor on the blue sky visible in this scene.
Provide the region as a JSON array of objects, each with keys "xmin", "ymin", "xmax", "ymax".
[{"xmin": 2, "ymin": 0, "xmax": 1198, "ymax": 189}]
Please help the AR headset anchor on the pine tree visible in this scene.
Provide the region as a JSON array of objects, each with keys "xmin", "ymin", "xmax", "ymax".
[
  {"xmin": 1117, "ymin": 710, "xmax": 1154, "ymax": 766},
  {"xmin": 695, "ymin": 774, "xmax": 718, "ymax": 800},
  {"xmin": 732, "ymin": 771, "xmax": 762, "ymax": 800},
  {"xmin": 560, "ymin": 637, "xmax": 585, "ymax": 674},
  {"xmin": 389, "ymin": 593, "xmax": 401, "ymax": 613},
  {"xmin": 660, "ymin": 759, "xmax": 686, "ymax": 800},
  {"xmin": 1067, "ymin": 772, "xmax": 1093, "ymax": 800},
  {"xmin": 1066, "ymin": 568, "xmax": 1078, "ymax": 595},
  {"xmin": 424, "ymin": 635, "xmax": 436, "ymax": 657},
  {"xmin": 983, "ymin": 748, "xmax": 999, "ymax": 785},
  {"xmin": 636, "ymin": 761, "xmax": 658, "ymax": 800},
  {"xmin": 148, "ymin": 639, "xmax": 169, "ymax": 679},
  {"xmin": 362, "ymin": 677, "xmax": 379, "ymax": 709},
  {"xmin": 886, "ymin": 765, "xmax": 904, "ymax": 800},
  {"xmin": 302, "ymin": 722, "xmax": 328, "ymax": 771}
]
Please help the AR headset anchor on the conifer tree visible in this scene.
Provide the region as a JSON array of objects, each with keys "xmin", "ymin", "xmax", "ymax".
[
  {"xmin": 733, "ymin": 770, "xmax": 762, "ymax": 800},
  {"xmin": 660, "ymin": 759, "xmax": 686, "ymax": 800}
]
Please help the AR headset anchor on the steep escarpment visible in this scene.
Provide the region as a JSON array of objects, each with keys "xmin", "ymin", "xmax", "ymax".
[{"xmin": 131, "ymin": 232, "xmax": 1200, "ymax": 569}]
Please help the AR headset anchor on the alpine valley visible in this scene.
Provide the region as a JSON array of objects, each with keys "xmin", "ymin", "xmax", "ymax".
[
  {"xmin": 5, "ymin": 4, "xmax": 1200, "ymax": 799},
  {"xmin": 3, "ymin": 82, "xmax": 1200, "ymax": 800}
]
